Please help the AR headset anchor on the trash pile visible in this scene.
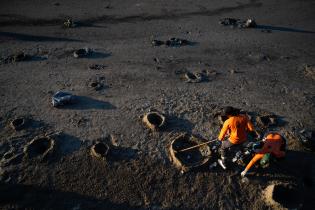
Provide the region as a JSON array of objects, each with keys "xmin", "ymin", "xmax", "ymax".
[
  {"xmin": 152, "ymin": 38, "xmax": 191, "ymax": 47},
  {"xmin": 219, "ymin": 18, "xmax": 257, "ymax": 28},
  {"xmin": 88, "ymin": 76, "xmax": 106, "ymax": 91},
  {"xmin": 52, "ymin": 91, "xmax": 76, "ymax": 107},
  {"xmin": 73, "ymin": 48, "xmax": 91, "ymax": 58}
]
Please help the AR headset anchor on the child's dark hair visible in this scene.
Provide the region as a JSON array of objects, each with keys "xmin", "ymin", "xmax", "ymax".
[{"xmin": 223, "ymin": 106, "xmax": 240, "ymax": 116}]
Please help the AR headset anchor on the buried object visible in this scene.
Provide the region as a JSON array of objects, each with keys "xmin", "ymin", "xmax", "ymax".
[
  {"xmin": 52, "ymin": 91, "xmax": 76, "ymax": 107},
  {"xmin": 24, "ymin": 136, "xmax": 55, "ymax": 159},
  {"xmin": 184, "ymin": 72, "xmax": 203, "ymax": 83},
  {"xmin": 263, "ymin": 183, "xmax": 303, "ymax": 210},
  {"xmin": 142, "ymin": 112, "xmax": 166, "ymax": 131},
  {"xmin": 10, "ymin": 118, "xmax": 25, "ymax": 131},
  {"xmin": 169, "ymin": 133, "xmax": 212, "ymax": 173},
  {"xmin": 91, "ymin": 142, "xmax": 109, "ymax": 159}
]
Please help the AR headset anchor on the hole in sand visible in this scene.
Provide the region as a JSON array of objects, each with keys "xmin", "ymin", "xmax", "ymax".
[
  {"xmin": 186, "ymin": 72, "xmax": 197, "ymax": 80},
  {"xmin": 264, "ymin": 183, "xmax": 303, "ymax": 209},
  {"xmin": 24, "ymin": 137, "xmax": 54, "ymax": 158},
  {"xmin": 10, "ymin": 118, "xmax": 25, "ymax": 130},
  {"xmin": 169, "ymin": 134, "xmax": 211, "ymax": 172},
  {"xmin": 142, "ymin": 112, "xmax": 165, "ymax": 130},
  {"xmin": 184, "ymin": 72, "xmax": 202, "ymax": 83},
  {"xmin": 91, "ymin": 142, "xmax": 109, "ymax": 159}
]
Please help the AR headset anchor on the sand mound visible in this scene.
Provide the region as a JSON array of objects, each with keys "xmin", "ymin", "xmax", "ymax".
[
  {"xmin": 142, "ymin": 112, "xmax": 165, "ymax": 131},
  {"xmin": 169, "ymin": 133, "xmax": 211, "ymax": 173},
  {"xmin": 263, "ymin": 183, "xmax": 303, "ymax": 209},
  {"xmin": 91, "ymin": 142, "xmax": 109, "ymax": 159}
]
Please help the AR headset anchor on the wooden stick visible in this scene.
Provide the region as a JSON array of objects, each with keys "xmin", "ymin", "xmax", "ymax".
[{"xmin": 177, "ymin": 138, "xmax": 217, "ymax": 153}]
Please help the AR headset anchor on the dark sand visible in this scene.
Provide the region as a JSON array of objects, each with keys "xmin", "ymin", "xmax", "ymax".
[{"xmin": 0, "ymin": 0, "xmax": 315, "ymax": 209}]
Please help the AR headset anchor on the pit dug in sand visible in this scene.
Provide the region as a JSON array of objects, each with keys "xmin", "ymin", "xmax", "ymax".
[
  {"xmin": 184, "ymin": 72, "xmax": 203, "ymax": 83},
  {"xmin": 10, "ymin": 118, "xmax": 25, "ymax": 131},
  {"xmin": 263, "ymin": 183, "xmax": 303, "ymax": 210},
  {"xmin": 142, "ymin": 112, "xmax": 165, "ymax": 131},
  {"xmin": 256, "ymin": 114, "xmax": 277, "ymax": 128},
  {"xmin": 24, "ymin": 136, "xmax": 55, "ymax": 159},
  {"xmin": 91, "ymin": 142, "xmax": 109, "ymax": 159},
  {"xmin": 169, "ymin": 133, "xmax": 212, "ymax": 173}
]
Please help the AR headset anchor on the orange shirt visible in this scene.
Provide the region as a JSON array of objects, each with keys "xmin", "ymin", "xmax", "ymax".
[
  {"xmin": 245, "ymin": 133, "xmax": 285, "ymax": 171},
  {"xmin": 218, "ymin": 115, "xmax": 254, "ymax": 144}
]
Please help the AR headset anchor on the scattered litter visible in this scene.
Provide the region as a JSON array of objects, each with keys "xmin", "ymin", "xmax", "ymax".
[
  {"xmin": 10, "ymin": 118, "xmax": 25, "ymax": 131},
  {"xmin": 142, "ymin": 112, "xmax": 166, "ymax": 131},
  {"xmin": 219, "ymin": 18, "xmax": 257, "ymax": 29},
  {"xmin": 165, "ymin": 38, "xmax": 190, "ymax": 47},
  {"xmin": 88, "ymin": 64, "xmax": 106, "ymax": 70},
  {"xmin": 1, "ymin": 52, "xmax": 29, "ymax": 64},
  {"xmin": 63, "ymin": 18, "xmax": 77, "ymax": 28},
  {"xmin": 151, "ymin": 38, "xmax": 191, "ymax": 47},
  {"xmin": 24, "ymin": 136, "xmax": 55, "ymax": 159},
  {"xmin": 169, "ymin": 133, "xmax": 212, "ymax": 173},
  {"xmin": 263, "ymin": 183, "xmax": 303, "ymax": 210},
  {"xmin": 52, "ymin": 91, "xmax": 76, "ymax": 107},
  {"xmin": 73, "ymin": 48, "xmax": 91, "ymax": 58},
  {"xmin": 256, "ymin": 115, "xmax": 277, "ymax": 128},
  {"xmin": 184, "ymin": 72, "xmax": 203, "ymax": 83},
  {"xmin": 91, "ymin": 142, "xmax": 109, "ymax": 159}
]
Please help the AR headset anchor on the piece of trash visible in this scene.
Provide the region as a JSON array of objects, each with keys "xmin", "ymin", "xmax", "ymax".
[
  {"xmin": 91, "ymin": 142, "xmax": 109, "ymax": 159},
  {"xmin": 263, "ymin": 183, "xmax": 303, "ymax": 210},
  {"xmin": 169, "ymin": 133, "xmax": 212, "ymax": 173},
  {"xmin": 24, "ymin": 136, "xmax": 55, "ymax": 159},
  {"xmin": 73, "ymin": 48, "xmax": 91, "ymax": 58},
  {"xmin": 151, "ymin": 40, "xmax": 164, "ymax": 46},
  {"xmin": 151, "ymin": 38, "xmax": 191, "ymax": 47},
  {"xmin": 63, "ymin": 18, "xmax": 77, "ymax": 28},
  {"xmin": 52, "ymin": 91, "xmax": 76, "ymax": 107},
  {"xmin": 88, "ymin": 64, "xmax": 106, "ymax": 70},
  {"xmin": 219, "ymin": 18, "xmax": 256, "ymax": 29},
  {"xmin": 184, "ymin": 72, "xmax": 203, "ymax": 83},
  {"xmin": 142, "ymin": 112, "xmax": 166, "ymax": 131},
  {"xmin": 165, "ymin": 38, "xmax": 190, "ymax": 47},
  {"xmin": 10, "ymin": 118, "xmax": 25, "ymax": 131}
]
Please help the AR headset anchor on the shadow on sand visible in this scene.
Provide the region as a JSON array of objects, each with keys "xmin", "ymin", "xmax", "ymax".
[
  {"xmin": 255, "ymin": 25, "xmax": 315, "ymax": 34},
  {"xmin": 0, "ymin": 32, "xmax": 81, "ymax": 42},
  {"xmin": 60, "ymin": 96, "xmax": 116, "ymax": 110}
]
